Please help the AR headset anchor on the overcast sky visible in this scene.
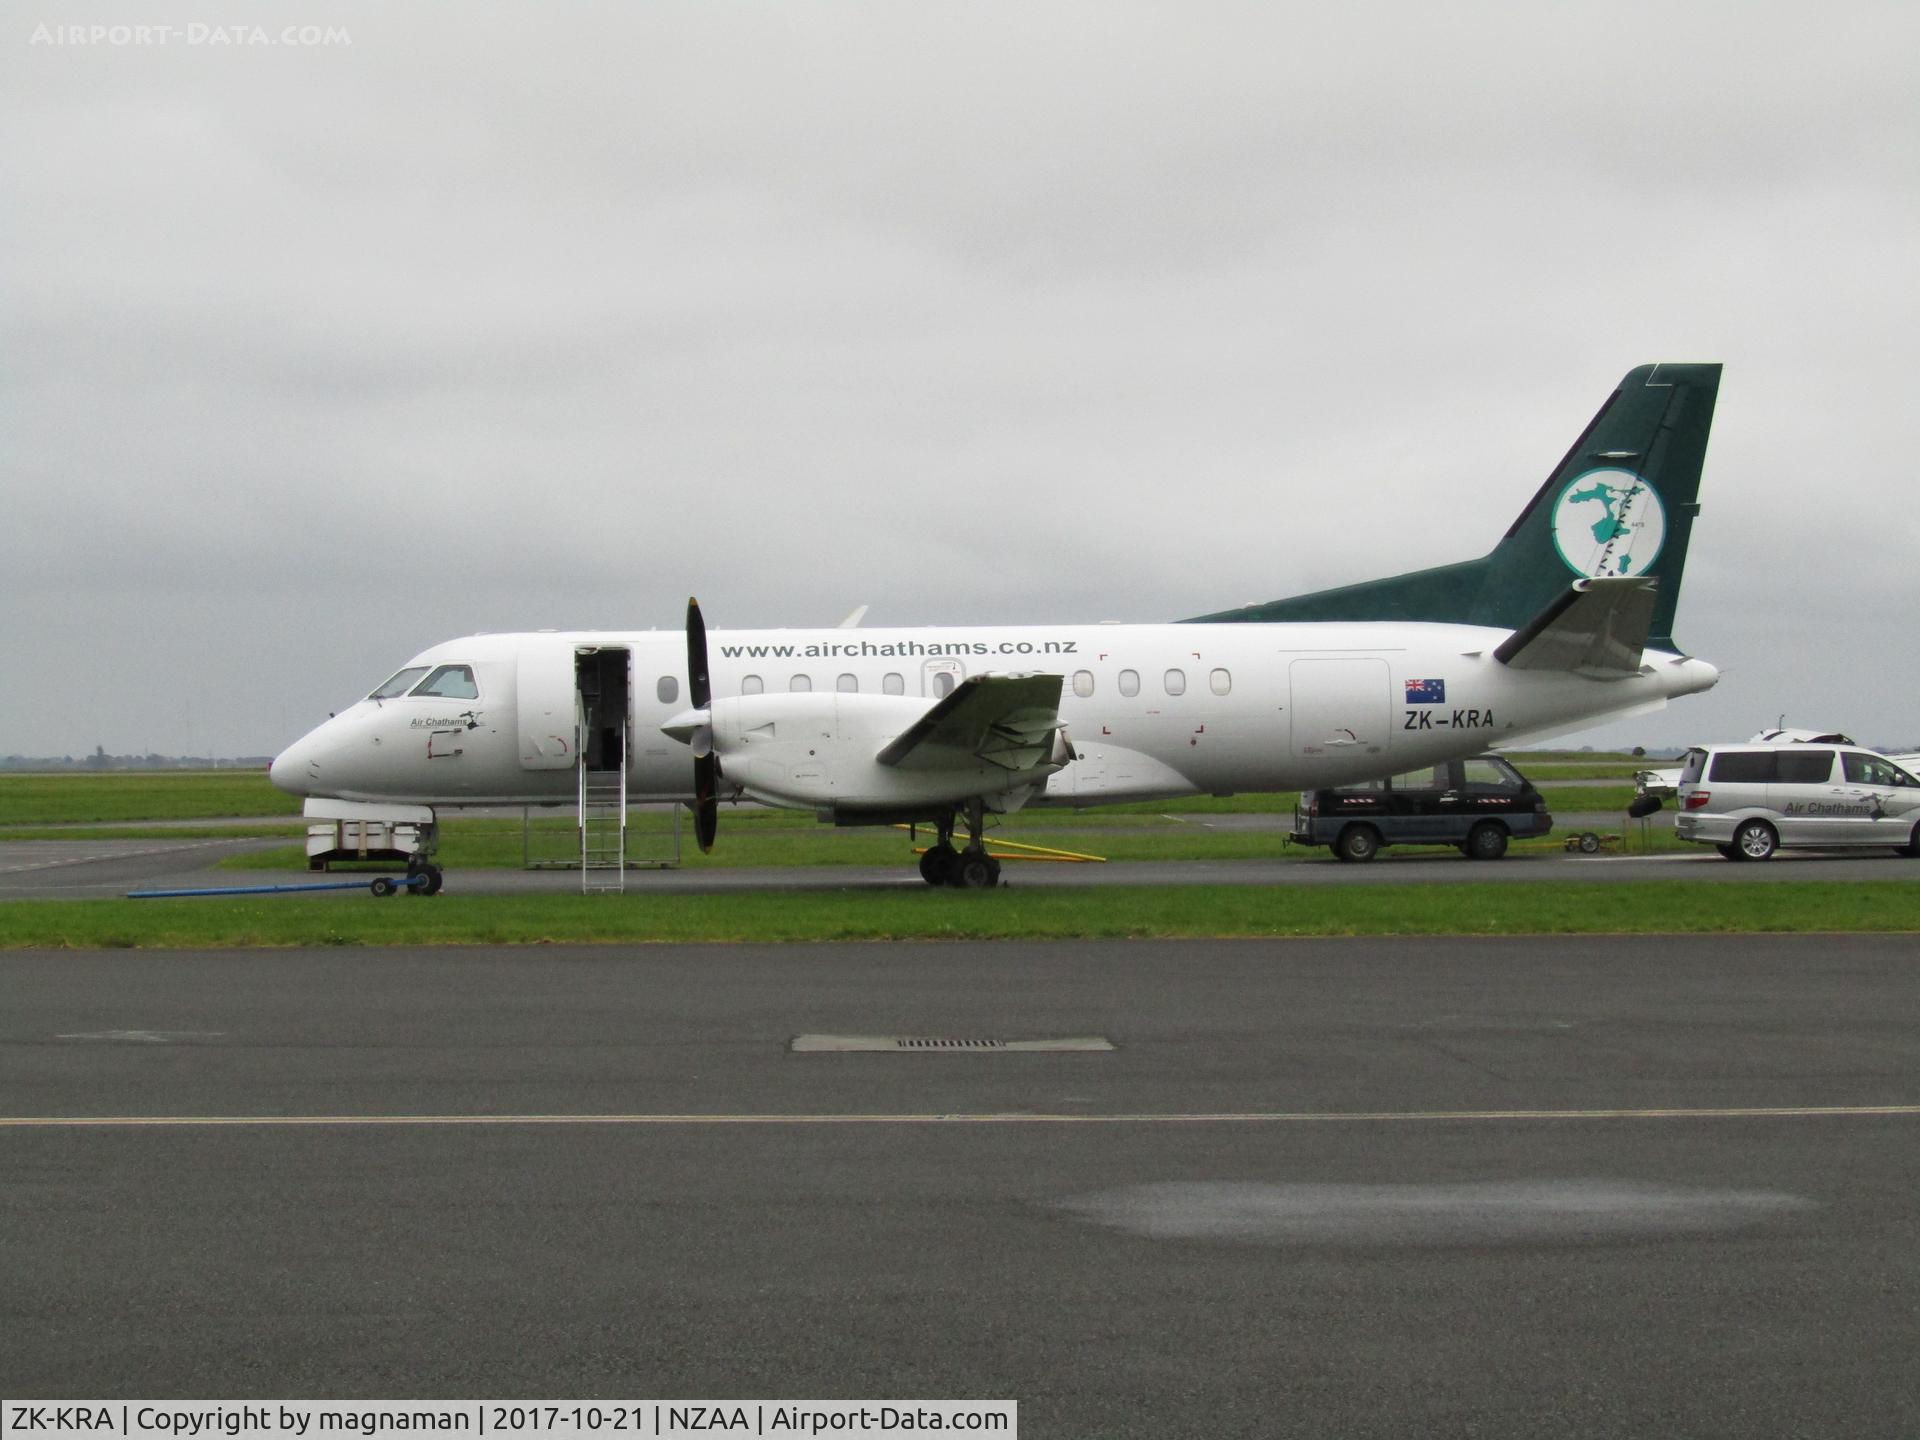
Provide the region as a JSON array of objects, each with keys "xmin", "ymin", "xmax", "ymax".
[{"xmin": 4, "ymin": 1, "xmax": 1916, "ymax": 760}]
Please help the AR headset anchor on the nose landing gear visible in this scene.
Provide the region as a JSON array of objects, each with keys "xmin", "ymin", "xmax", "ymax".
[{"xmin": 403, "ymin": 820, "xmax": 444, "ymax": 895}]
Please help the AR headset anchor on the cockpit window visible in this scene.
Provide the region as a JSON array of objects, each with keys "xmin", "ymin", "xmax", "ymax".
[
  {"xmin": 369, "ymin": 667, "xmax": 429, "ymax": 701},
  {"xmin": 411, "ymin": 664, "xmax": 480, "ymax": 700}
]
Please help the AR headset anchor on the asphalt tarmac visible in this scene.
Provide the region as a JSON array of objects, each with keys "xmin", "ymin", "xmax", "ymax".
[{"xmin": 4, "ymin": 936, "xmax": 1918, "ymax": 1436}]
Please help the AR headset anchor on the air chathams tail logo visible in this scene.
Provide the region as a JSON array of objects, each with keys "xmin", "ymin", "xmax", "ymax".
[{"xmin": 1550, "ymin": 469, "xmax": 1667, "ymax": 578}]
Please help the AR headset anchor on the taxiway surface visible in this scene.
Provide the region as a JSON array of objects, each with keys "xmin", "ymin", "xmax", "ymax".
[{"xmin": 4, "ymin": 936, "xmax": 1918, "ymax": 1435}]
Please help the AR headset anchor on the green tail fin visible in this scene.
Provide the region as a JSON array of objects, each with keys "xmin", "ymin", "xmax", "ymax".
[{"xmin": 1185, "ymin": 363, "xmax": 1722, "ymax": 653}]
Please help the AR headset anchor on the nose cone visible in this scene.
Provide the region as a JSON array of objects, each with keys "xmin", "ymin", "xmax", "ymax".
[{"xmin": 269, "ymin": 729, "xmax": 322, "ymax": 797}]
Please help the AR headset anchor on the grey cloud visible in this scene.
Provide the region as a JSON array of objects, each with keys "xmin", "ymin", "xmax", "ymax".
[{"xmin": 3, "ymin": 1, "xmax": 1917, "ymax": 754}]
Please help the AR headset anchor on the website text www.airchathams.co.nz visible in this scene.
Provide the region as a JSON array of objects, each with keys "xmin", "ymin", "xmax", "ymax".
[{"xmin": 717, "ymin": 639, "xmax": 1082, "ymax": 661}]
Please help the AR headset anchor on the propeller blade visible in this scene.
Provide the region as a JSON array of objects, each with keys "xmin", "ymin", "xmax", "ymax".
[
  {"xmin": 693, "ymin": 754, "xmax": 719, "ymax": 853},
  {"xmin": 687, "ymin": 597, "xmax": 716, "ymax": 852},
  {"xmin": 687, "ymin": 596, "xmax": 711, "ymax": 711}
]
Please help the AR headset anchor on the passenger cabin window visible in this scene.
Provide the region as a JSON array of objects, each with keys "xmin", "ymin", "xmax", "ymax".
[
  {"xmin": 1163, "ymin": 669, "xmax": 1186, "ymax": 696},
  {"xmin": 932, "ymin": 672, "xmax": 956, "ymax": 698},
  {"xmin": 657, "ymin": 676, "xmax": 679, "ymax": 705},
  {"xmin": 742, "ymin": 675, "xmax": 764, "ymax": 695},
  {"xmin": 1118, "ymin": 669, "xmax": 1140, "ymax": 698},
  {"xmin": 1843, "ymin": 753, "xmax": 1915, "ymax": 787},
  {"xmin": 882, "ymin": 673, "xmax": 905, "ymax": 695},
  {"xmin": 1072, "ymin": 671, "xmax": 1095, "ymax": 698},
  {"xmin": 369, "ymin": 667, "xmax": 428, "ymax": 700},
  {"xmin": 1210, "ymin": 668, "xmax": 1231, "ymax": 696},
  {"xmin": 411, "ymin": 664, "xmax": 479, "ymax": 700},
  {"xmin": 790, "ymin": 674, "xmax": 812, "ymax": 693},
  {"xmin": 837, "ymin": 673, "xmax": 858, "ymax": 693}
]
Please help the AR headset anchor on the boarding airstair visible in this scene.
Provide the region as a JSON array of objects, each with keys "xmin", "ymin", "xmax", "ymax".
[{"xmin": 578, "ymin": 761, "xmax": 628, "ymax": 893}]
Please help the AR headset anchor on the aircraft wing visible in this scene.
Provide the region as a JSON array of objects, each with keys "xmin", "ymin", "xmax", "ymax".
[
  {"xmin": 875, "ymin": 673, "xmax": 1068, "ymax": 772},
  {"xmin": 1493, "ymin": 578, "xmax": 1658, "ymax": 678}
]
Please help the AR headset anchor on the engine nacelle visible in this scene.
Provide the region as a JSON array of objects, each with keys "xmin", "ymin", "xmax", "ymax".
[{"xmin": 700, "ymin": 692, "xmax": 1069, "ymax": 812}]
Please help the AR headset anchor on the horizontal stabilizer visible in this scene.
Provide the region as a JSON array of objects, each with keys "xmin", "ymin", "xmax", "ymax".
[
  {"xmin": 1493, "ymin": 578, "xmax": 1658, "ymax": 678},
  {"xmin": 875, "ymin": 673, "xmax": 1067, "ymax": 772}
]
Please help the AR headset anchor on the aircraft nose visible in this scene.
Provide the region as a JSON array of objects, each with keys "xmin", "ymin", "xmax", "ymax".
[{"xmin": 269, "ymin": 731, "xmax": 322, "ymax": 797}]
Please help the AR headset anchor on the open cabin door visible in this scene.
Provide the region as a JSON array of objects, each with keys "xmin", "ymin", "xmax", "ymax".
[
  {"xmin": 574, "ymin": 647, "xmax": 631, "ymax": 772},
  {"xmin": 516, "ymin": 641, "xmax": 634, "ymax": 772}
]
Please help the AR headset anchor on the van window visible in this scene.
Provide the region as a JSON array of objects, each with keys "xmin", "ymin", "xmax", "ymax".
[
  {"xmin": 657, "ymin": 676, "xmax": 679, "ymax": 705},
  {"xmin": 1118, "ymin": 669, "xmax": 1140, "ymax": 698},
  {"xmin": 411, "ymin": 664, "xmax": 479, "ymax": 700},
  {"xmin": 1072, "ymin": 671, "xmax": 1095, "ymax": 698},
  {"xmin": 1462, "ymin": 758, "xmax": 1519, "ymax": 790},
  {"xmin": 1775, "ymin": 750, "xmax": 1834, "ymax": 784},
  {"xmin": 1679, "ymin": 748, "xmax": 1708, "ymax": 785},
  {"xmin": 1163, "ymin": 669, "xmax": 1186, "ymax": 696},
  {"xmin": 1707, "ymin": 751, "xmax": 1774, "ymax": 783},
  {"xmin": 742, "ymin": 674, "xmax": 763, "ymax": 695},
  {"xmin": 882, "ymin": 673, "xmax": 904, "ymax": 695},
  {"xmin": 1210, "ymin": 668, "xmax": 1231, "ymax": 696},
  {"xmin": 1844, "ymin": 752, "xmax": 1917, "ymax": 787},
  {"xmin": 1389, "ymin": 765, "xmax": 1448, "ymax": 792},
  {"xmin": 836, "ymin": 673, "xmax": 858, "ymax": 693}
]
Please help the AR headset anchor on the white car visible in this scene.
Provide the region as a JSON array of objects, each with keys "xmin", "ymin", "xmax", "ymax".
[{"xmin": 1674, "ymin": 742, "xmax": 1920, "ymax": 860}]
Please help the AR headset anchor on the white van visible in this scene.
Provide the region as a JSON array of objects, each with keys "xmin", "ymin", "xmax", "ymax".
[{"xmin": 1675, "ymin": 744, "xmax": 1920, "ymax": 860}]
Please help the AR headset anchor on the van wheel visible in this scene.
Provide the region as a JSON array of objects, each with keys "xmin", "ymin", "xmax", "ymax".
[
  {"xmin": 1334, "ymin": 824, "xmax": 1380, "ymax": 863},
  {"xmin": 1465, "ymin": 822, "xmax": 1509, "ymax": 861},
  {"xmin": 1900, "ymin": 823, "xmax": 1920, "ymax": 858},
  {"xmin": 1715, "ymin": 843, "xmax": 1741, "ymax": 861},
  {"xmin": 1733, "ymin": 819, "xmax": 1778, "ymax": 861}
]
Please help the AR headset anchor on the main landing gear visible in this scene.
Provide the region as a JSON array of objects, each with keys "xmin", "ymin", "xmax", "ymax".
[{"xmin": 918, "ymin": 800, "xmax": 1003, "ymax": 889}]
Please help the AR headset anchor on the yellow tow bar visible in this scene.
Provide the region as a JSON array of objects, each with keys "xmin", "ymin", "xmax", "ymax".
[{"xmin": 893, "ymin": 825, "xmax": 1106, "ymax": 864}]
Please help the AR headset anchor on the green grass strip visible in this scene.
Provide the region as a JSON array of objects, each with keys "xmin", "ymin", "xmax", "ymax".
[
  {"xmin": 3, "ymin": 881, "xmax": 1917, "ymax": 949},
  {"xmin": 0, "ymin": 772, "xmax": 297, "ymax": 824}
]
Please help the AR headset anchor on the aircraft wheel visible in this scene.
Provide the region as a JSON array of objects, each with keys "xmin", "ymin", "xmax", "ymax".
[
  {"xmin": 415, "ymin": 864, "xmax": 444, "ymax": 896},
  {"xmin": 952, "ymin": 852, "xmax": 1000, "ymax": 889},
  {"xmin": 1465, "ymin": 822, "xmax": 1509, "ymax": 861},
  {"xmin": 919, "ymin": 845, "xmax": 958, "ymax": 887},
  {"xmin": 1333, "ymin": 824, "xmax": 1380, "ymax": 863},
  {"xmin": 1733, "ymin": 819, "xmax": 1778, "ymax": 861}
]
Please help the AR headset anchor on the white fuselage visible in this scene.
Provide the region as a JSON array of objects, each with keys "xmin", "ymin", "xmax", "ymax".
[{"xmin": 270, "ymin": 620, "xmax": 1719, "ymax": 813}]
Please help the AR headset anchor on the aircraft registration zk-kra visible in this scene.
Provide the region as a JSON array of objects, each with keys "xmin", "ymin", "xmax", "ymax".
[{"xmin": 271, "ymin": 362, "xmax": 1723, "ymax": 892}]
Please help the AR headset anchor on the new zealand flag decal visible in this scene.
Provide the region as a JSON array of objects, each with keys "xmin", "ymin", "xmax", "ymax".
[{"xmin": 1405, "ymin": 678, "xmax": 1446, "ymax": 704}]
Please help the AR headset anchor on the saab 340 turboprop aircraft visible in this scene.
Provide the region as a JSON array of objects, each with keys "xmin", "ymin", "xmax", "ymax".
[{"xmin": 271, "ymin": 363, "xmax": 1723, "ymax": 891}]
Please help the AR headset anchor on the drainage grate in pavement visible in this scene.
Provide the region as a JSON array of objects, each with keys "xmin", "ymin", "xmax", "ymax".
[{"xmin": 792, "ymin": 1034, "xmax": 1115, "ymax": 1053}]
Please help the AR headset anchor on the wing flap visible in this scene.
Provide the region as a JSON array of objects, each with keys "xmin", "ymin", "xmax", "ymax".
[
  {"xmin": 875, "ymin": 673, "xmax": 1067, "ymax": 772},
  {"xmin": 1494, "ymin": 578, "xmax": 1658, "ymax": 677}
]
